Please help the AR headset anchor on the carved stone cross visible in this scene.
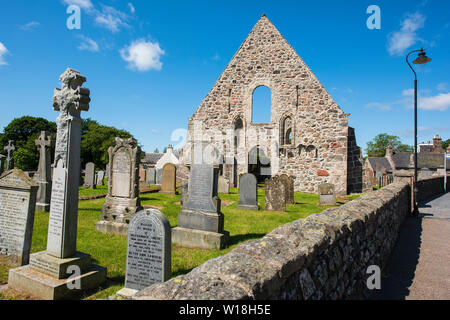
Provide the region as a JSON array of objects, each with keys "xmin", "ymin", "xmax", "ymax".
[{"xmin": 4, "ymin": 140, "xmax": 15, "ymax": 170}]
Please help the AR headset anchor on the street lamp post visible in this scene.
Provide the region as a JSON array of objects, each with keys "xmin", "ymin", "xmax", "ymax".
[{"xmin": 406, "ymin": 48, "xmax": 431, "ymax": 216}]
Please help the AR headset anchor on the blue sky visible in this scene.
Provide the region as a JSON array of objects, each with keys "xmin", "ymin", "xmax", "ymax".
[{"xmin": 0, "ymin": 0, "xmax": 449, "ymax": 155}]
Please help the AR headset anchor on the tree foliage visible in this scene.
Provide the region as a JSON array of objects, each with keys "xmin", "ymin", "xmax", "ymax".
[
  {"xmin": 80, "ymin": 118, "xmax": 135, "ymax": 169},
  {"xmin": 365, "ymin": 133, "xmax": 413, "ymax": 157},
  {"xmin": 443, "ymin": 138, "xmax": 450, "ymax": 151}
]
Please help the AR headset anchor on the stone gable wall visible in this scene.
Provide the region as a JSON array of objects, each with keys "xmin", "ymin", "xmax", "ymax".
[{"xmin": 183, "ymin": 15, "xmax": 356, "ymax": 195}]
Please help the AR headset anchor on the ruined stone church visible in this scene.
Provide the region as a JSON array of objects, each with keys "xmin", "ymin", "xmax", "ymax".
[{"xmin": 181, "ymin": 14, "xmax": 362, "ymax": 195}]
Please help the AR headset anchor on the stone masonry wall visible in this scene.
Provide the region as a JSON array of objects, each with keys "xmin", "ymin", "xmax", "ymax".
[
  {"xmin": 183, "ymin": 15, "xmax": 356, "ymax": 196},
  {"xmin": 416, "ymin": 175, "xmax": 449, "ymax": 202},
  {"xmin": 134, "ymin": 182, "xmax": 412, "ymax": 300}
]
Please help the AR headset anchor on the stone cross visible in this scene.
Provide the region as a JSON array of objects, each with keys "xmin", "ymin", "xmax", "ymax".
[
  {"xmin": 34, "ymin": 131, "xmax": 55, "ymax": 211},
  {"xmin": 4, "ymin": 140, "xmax": 15, "ymax": 170},
  {"xmin": 47, "ymin": 68, "xmax": 90, "ymax": 259}
]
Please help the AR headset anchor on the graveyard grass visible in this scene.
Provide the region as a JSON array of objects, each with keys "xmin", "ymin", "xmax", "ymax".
[{"xmin": 0, "ymin": 187, "xmax": 360, "ymax": 300}]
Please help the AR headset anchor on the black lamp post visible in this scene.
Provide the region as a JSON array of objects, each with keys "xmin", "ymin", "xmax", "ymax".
[{"xmin": 406, "ymin": 48, "xmax": 431, "ymax": 215}]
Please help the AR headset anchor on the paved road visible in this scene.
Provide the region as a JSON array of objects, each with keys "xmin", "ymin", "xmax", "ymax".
[{"xmin": 372, "ymin": 192, "xmax": 450, "ymax": 300}]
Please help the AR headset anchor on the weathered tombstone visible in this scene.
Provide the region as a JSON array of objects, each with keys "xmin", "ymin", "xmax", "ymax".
[
  {"xmin": 279, "ymin": 174, "xmax": 294, "ymax": 204},
  {"xmin": 96, "ymin": 137, "xmax": 142, "ymax": 235},
  {"xmin": 172, "ymin": 163, "xmax": 229, "ymax": 249},
  {"xmin": 33, "ymin": 131, "xmax": 55, "ymax": 212},
  {"xmin": 0, "ymin": 169, "xmax": 38, "ymax": 266},
  {"xmin": 180, "ymin": 181, "xmax": 189, "ymax": 207},
  {"xmin": 139, "ymin": 164, "xmax": 146, "ymax": 183},
  {"xmin": 96, "ymin": 170, "xmax": 105, "ymax": 186},
  {"xmin": 4, "ymin": 140, "xmax": 15, "ymax": 170},
  {"xmin": 156, "ymin": 168, "xmax": 162, "ymax": 185},
  {"xmin": 83, "ymin": 162, "xmax": 96, "ymax": 189},
  {"xmin": 218, "ymin": 175, "xmax": 230, "ymax": 194},
  {"xmin": 146, "ymin": 167, "xmax": 156, "ymax": 185},
  {"xmin": 116, "ymin": 208, "xmax": 171, "ymax": 298},
  {"xmin": 237, "ymin": 173, "xmax": 259, "ymax": 210},
  {"xmin": 0, "ymin": 155, "xmax": 5, "ymax": 175},
  {"xmin": 8, "ymin": 68, "xmax": 106, "ymax": 300},
  {"xmin": 161, "ymin": 163, "xmax": 176, "ymax": 194},
  {"xmin": 318, "ymin": 183, "xmax": 336, "ymax": 206},
  {"xmin": 264, "ymin": 176, "xmax": 286, "ymax": 211}
]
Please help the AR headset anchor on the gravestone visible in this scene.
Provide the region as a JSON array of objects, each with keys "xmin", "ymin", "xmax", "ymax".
[
  {"xmin": 96, "ymin": 137, "xmax": 142, "ymax": 235},
  {"xmin": 237, "ymin": 173, "xmax": 259, "ymax": 210},
  {"xmin": 8, "ymin": 68, "xmax": 106, "ymax": 300},
  {"xmin": 139, "ymin": 164, "xmax": 146, "ymax": 183},
  {"xmin": 279, "ymin": 174, "xmax": 294, "ymax": 204},
  {"xmin": 0, "ymin": 155, "xmax": 5, "ymax": 176},
  {"xmin": 318, "ymin": 183, "xmax": 336, "ymax": 206},
  {"xmin": 172, "ymin": 163, "xmax": 229, "ymax": 249},
  {"xmin": 0, "ymin": 169, "xmax": 38, "ymax": 266},
  {"xmin": 4, "ymin": 140, "xmax": 15, "ymax": 170},
  {"xmin": 161, "ymin": 163, "xmax": 176, "ymax": 194},
  {"xmin": 218, "ymin": 175, "xmax": 230, "ymax": 194},
  {"xmin": 265, "ymin": 176, "xmax": 286, "ymax": 211},
  {"xmin": 180, "ymin": 181, "xmax": 188, "ymax": 208},
  {"xmin": 97, "ymin": 170, "xmax": 105, "ymax": 186},
  {"xmin": 33, "ymin": 131, "xmax": 55, "ymax": 212},
  {"xmin": 116, "ymin": 208, "xmax": 171, "ymax": 298},
  {"xmin": 156, "ymin": 168, "xmax": 162, "ymax": 185},
  {"xmin": 146, "ymin": 167, "xmax": 156, "ymax": 185},
  {"xmin": 83, "ymin": 162, "xmax": 96, "ymax": 189}
]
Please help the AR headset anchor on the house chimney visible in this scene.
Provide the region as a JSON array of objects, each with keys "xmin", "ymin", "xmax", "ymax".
[
  {"xmin": 385, "ymin": 141, "xmax": 396, "ymax": 170},
  {"xmin": 432, "ymin": 135, "xmax": 444, "ymax": 153}
]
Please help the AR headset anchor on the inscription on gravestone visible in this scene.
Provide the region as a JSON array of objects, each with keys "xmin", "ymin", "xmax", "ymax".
[
  {"xmin": 237, "ymin": 173, "xmax": 259, "ymax": 210},
  {"xmin": 125, "ymin": 209, "xmax": 171, "ymax": 291},
  {"xmin": 112, "ymin": 150, "xmax": 131, "ymax": 197},
  {"xmin": 0, "ymin": 169, "xmax": 38, "ymax": 266},
  {"xmin": 184, "ymin": 164, "xmax": 218, "ymax": 213}
]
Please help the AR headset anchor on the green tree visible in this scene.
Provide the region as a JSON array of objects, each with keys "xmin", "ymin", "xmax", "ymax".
[
  {"xmin": 443, "ymin": 138, "xmax": 450, "ymax": 151},
  {"xmin": 154, "ymin": 147, "xmax": 159, "ymax": 153},
  {"xmin": 365, "ymin": 133, "xmax": 413, "ymax": 157},
  {"xmin": 80, "ymin": 118, "xmax": 135, "ymax": 169},
  {"xmin": 0, "ymin": 116, "xmax": 57, "ymax": 170}
]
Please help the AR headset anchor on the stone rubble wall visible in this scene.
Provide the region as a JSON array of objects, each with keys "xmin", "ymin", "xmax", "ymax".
[
  {"xmin": 416, "ymin": 175, "xmax": 449, "ymax": 203},
  {"xmin": 134, "ymin": 181, "xmax": 413, "ymax": 300}
]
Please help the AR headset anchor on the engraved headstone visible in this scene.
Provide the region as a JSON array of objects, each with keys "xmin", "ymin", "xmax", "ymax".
[
  {"xmin": 119, "ymin": 208, "xmax": 171, "ymax": 296},
  {"xmin": 218, "ymin": 175, "xmax": 230, "ymax": 194},
  {"xmin": 139, "ymin": 164, "xmax": 146, "ymax": 183},
  {"xmin": 318, "ymin": 183, "xmax": 336, "ymax": 206},
  {"xmin": 33, "ymin": 131, "xmax": 55, "ymax": 212},
  {"xmin": 4, "ymin": 140, "xmax": 15, "ymax": 171},
  {"xmin": 279, "ymin": 174, "xmax": 294, "ymax": 204},
  {"xmin": 265, "ymin": 176, "xmax": 286, "ymax": 211},
  {"xmin": 8, "ymin": 68, "xmax": 106, "ymax": 300},
  {"xmin": 96, "ymin": 170, "xmax": 105, "ymax": 186},
  {"xmin": 96, "ymin": 137, "xmax": 142, "ymax": 235},
  {"xmin": 84, "ymin": 162, "xmax": 96, "ymax": 189},
  {"xmin": 146, "ymin": 167, "xmax": 156, "ymax": 185},
  {"xmin": 156, "ymin": 168, "xmax": 162, "ymax": 185},
  {"xmin": 0, "ymin": 169, "xmax": 38, "ymax": 266},
  {"xmin": 161, "ymin": 163, "xmax": 176, "ymax": 194},
  {"xmin": 172, "ymin": 161, "xmax": 229, "ymax": 249},
  {"xmin": 237, "ymin": 173, "xmax": 259, "ymax": 210}
]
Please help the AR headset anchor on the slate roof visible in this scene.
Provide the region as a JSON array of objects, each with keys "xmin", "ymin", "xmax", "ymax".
[
  {"xmin": 142, "ymin": 152, "xmax": 163, "ymax": 165},
  {"xmin": 367, "ymin": 157, "xmax": 393, "ymax": 172},
  {"xmin": 392, "ymin": 152, "xmax": 449, "ymax": 169}
]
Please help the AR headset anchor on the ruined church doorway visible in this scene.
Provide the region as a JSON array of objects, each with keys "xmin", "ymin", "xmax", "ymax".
[{"xmin": 248, "ymin": 146, "xmax": 271, "ymax": 183}]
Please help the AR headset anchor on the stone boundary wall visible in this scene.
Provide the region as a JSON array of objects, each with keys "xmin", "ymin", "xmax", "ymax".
[
  {"xmin": 416, "ymin": 175, "xmax": 449, "ymax": 203},
  {"xmin": 134, "ymin": 182, "xmax": 413, "ymax": 300}
]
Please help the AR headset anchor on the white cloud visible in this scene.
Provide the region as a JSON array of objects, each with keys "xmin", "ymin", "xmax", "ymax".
[
  {"xmin": 0, "ymin": 42, "xmax": 9, "ymax": 66},
  {"xmin": 128, "ymin": 3, "xmax": 135, "ymax": 14},
  {"xmin": 19, "ymin": 21, "xmax": 40, "ymax": 31},
  {"xmin": 437, "ymin": 82, "xmax": 449, "ymax": 91},
  {"xmin": 62, "ymin": 0, "xmax": 93, "ymax": 10},
  {"xmin": 120, "ymin": 39, "xmax": 165, "ymax": 71},
  {"xmin": 77, "ymin": 35, "xmax": 99, "ymax": 52},
  {"xmin": 95, "ymin": 5, "xmax": 129, "ymax": 32},
  {"xmin": 420, "ymin": 93, "xmax": 450, "ymax": 111},
  {"xmin": 363, "ymin": 102, "xmax": 392, "ymax": 111},
  {"xmin": 387, "ymin": 12, "xmax": 425, "ymax": 56}
]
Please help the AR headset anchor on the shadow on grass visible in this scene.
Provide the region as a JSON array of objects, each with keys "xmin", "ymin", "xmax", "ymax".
[{"xmin": 228, "ymin": 233, "xmax": 266, "ymax": 246}]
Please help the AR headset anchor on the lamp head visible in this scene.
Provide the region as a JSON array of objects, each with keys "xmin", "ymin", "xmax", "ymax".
[{"xmin": 413, "ymin": 48, "xmax": 431, "ymax": 64}]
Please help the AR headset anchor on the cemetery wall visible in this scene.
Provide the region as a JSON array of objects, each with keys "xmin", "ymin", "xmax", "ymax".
[
  {"xmin": 135, "ymin": 181, "xmax": 417, "ymax": 300},
  {"xmin": 415, "ymin": 175, "xmax": 449, "ymax": 202}
]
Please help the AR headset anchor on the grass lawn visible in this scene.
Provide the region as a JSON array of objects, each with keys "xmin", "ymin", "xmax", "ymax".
[{"xmin": 0, "ymin": 187, "xmax": 360, "ymax": 300}]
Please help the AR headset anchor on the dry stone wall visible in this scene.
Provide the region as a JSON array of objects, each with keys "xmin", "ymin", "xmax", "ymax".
[{"xmin": 134, "ymin": 181, "xmax": 413, "ymax": 300}]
